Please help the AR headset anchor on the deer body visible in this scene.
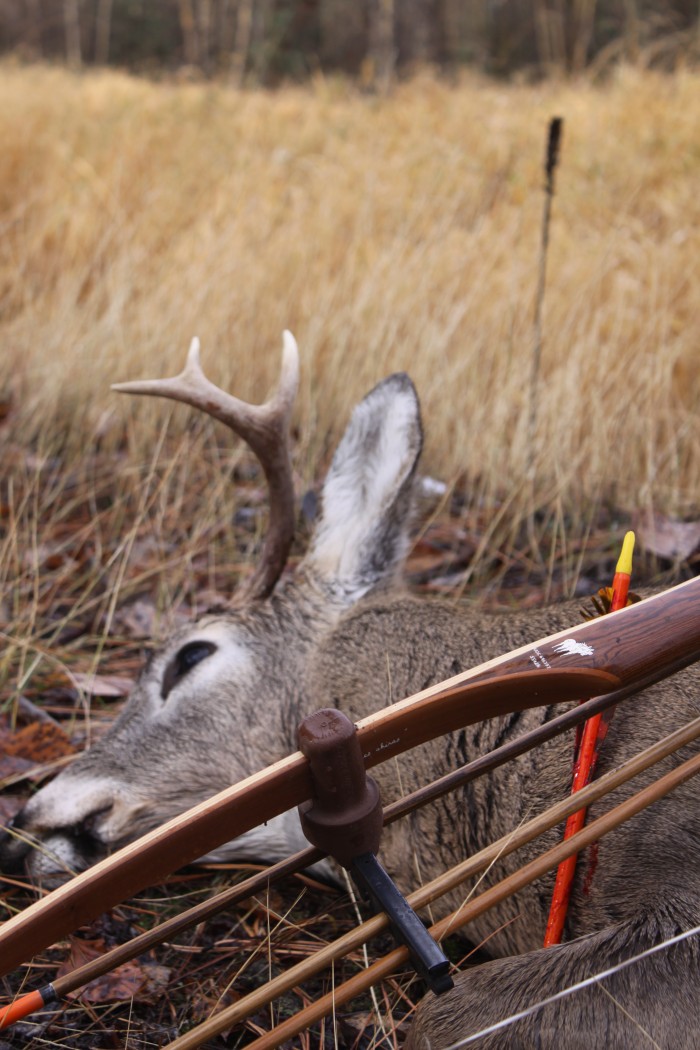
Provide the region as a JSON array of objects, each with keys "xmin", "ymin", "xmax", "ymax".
[
  {"xmin": 2, "ymin": 336, "xmax": 699, "ymax": 1047},
  {"xmin": 318, "ymin": 596, "xmax": 700, "ymax": 1048}
]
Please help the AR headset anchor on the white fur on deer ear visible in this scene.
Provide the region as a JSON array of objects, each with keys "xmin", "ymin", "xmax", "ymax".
[{"xmin": 305, "ymin": 373, "xmax": 422, "ymax": 596}]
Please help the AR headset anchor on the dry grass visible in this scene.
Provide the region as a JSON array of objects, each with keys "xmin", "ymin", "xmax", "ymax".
[
  {"xmin": 0, "ymin": 60, "xmax": 699, "ymax": 1047},
  {"xmin": 1, "ymin": 62, "xmax": 699, "ymax": 510}
]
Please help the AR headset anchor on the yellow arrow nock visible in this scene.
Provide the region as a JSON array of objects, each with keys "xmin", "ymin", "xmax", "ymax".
[{"xmin": 615, "ymin": 531, "xmax": 635, "ymax": 577}]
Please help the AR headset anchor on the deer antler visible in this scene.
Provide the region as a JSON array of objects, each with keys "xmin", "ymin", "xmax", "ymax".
[{"xmin": 112, "ymin": 331, "xmax": 300, "ymax": 602}]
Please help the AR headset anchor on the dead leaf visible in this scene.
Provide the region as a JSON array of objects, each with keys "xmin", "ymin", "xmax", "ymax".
[
  {"xmin": 635, "ymin": 511, "xmax": 700, "ymax": 561},
  {"xmin": 338, "ymin": 1010, "xmax": 409, "ymax": 1045},
  {"xmin": 57, "ymin": 936, "xmax": 171, "ymax": 1005},
  {"xmin": 190, "ymin": 589, "xmax": 230, "ymax": 614},
  {"xmin": 407, "ymin": 526, "xmax": 476, "ymax": 583},
  {"xmin": 116, "ymin": 598, "xmax": 159, "ymax": 639},
  {"xmin": 21, "ymin": 543, "xmax": 78, "ymax": 572},
  {"xmin": 2, "ymin": 721, "xmax": 76, "ymax": 763},
  {"xmin": 114, "ymin": 597, "xmax": 191, "ymax": 638},
  {"xmin": 189, "ymin": 984, "xmax": 241, "ymax": 1026},
  {"xmin": 69, "ymin": 672, "xmax": 134, "ymax": 698}
]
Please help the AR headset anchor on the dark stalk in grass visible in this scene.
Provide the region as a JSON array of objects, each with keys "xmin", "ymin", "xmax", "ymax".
[
  {"xmin": 527, "ymin": 115, "xmax": 563, "ymax": 570},
  {"xmin": 528, "ymin": 115, "xmax": 563, "ymax": 474}
]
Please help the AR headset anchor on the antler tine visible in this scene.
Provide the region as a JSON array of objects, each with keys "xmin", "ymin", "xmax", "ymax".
[
  {"xmin": 111, "ymin": 332, "xmax": 299, "ymax": 442},
  {"xmin": 112, "ymin": 332, "xmax": 300, "ymax": 602}
]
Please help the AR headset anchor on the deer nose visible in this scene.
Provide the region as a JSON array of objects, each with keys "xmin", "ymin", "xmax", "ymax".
[{"xmin": 0, "ymin": 801, "xmax": 114, "ymax": 878}]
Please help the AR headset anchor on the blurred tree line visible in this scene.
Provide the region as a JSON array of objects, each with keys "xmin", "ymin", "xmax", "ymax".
[{"xmin": 0, "ymin": 0, "xmax": 698, "ymax": 83}]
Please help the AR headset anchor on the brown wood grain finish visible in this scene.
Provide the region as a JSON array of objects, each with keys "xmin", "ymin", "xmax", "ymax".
[
  {"xmin": 356, "ymin": 669, "xmax": 618, "ymax": 763},
  {"xmin": 0, "ymin": 671, "xmax": 613, "ymax": 975}
]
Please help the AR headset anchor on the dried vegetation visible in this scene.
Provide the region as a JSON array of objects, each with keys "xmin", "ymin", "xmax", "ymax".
[{"xmin": 0, "ymin": 61, "xmax": 699, "ymax": 1046}]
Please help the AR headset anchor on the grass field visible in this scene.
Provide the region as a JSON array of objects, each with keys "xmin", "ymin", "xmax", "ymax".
[
  {"xmin": 0, "ymin": 60, "xmax": 699, "ymax": 1047},
  {"xmin": 2, "ymin": 61, "xmax": 699, "ymax": 493}
]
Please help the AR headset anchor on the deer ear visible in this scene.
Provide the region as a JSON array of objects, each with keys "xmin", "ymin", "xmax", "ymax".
[{"xmin": 305, "ymin": 373, "xmax": 423, "ymax": 596}]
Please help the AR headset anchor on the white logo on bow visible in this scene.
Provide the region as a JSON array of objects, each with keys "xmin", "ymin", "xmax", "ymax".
[{"xmin": 552, "ymin": 638, "xmax": 595, "ymax": 657}]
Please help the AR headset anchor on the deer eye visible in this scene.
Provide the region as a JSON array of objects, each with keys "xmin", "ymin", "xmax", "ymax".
[{"xmin": 161, "ymin": 641, "xmax": 217, "ymax": 700}]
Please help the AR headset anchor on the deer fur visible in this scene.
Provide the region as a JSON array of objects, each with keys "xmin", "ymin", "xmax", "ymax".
[{"xmin": 1, "ymin": 339, "xmax": 699, "ymax": 1047}]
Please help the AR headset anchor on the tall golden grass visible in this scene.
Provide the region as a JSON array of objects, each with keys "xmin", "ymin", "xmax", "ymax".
[{"xmin": 1, "ymin": 62, "xmax": 699, "ymax": 579}]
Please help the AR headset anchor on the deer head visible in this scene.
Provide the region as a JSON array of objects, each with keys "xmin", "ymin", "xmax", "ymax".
[{"xmin": 0, "ymin": 333, "xmax": 423, "ymax": 885}]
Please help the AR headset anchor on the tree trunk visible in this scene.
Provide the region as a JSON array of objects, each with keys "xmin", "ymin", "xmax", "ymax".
[
  {"xmin": 63, "ymin": 0, "xmax": 82, "ymax": 67},
  {"xmin": 368, "ymin": 0, "xmax": 395, "ymax": 91},
  {"xmin": 395, "ymin": 0, "xmax": 443, "ymax": 67},
  {"xmin": 24, "ymin": 0, "xmax": 43, "ymax": 57},
  {"xmin": 442, "ymin": 0, "xmax": 488, "ymax": 66},
  {"xmin": 250, "ymin": 0, "xmax": 273, "ymax": 81},
  {"xmin": 217, "ymin": 0, "xmax": 234, "ymax": 67},
  {"xmin": 319, "ymin": 0, "xmax": 367, "ymax": 72},
  {"xmin": 94, "ymin": 0, "xmax": 113, "ymax": 65},
  {"xmin": 179, "ymin": 0, "xmax": 200, "ymax": 65},
  {"xmin": 622, "ymin": 0, "xmax": 640, "ymax": 62},
  {"xmin": 198, "ymin": 0, "xmax": 212, "ymax": 71},
  {"xmin": 571, "ymin": 0, "xmax": 597, "ymax": 72},
  {"xmin": 232, "ymin": 0, "xmax": 254, "ymax": 84}
]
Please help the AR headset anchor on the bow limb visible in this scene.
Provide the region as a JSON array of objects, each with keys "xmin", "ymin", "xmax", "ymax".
[
  {"xmin": 0, "ymin": 669, "xmax": 614, "ymax": 976},
  {"xmin": 356, "ymin": 575, "xmax": 700, "ymax": 762}
]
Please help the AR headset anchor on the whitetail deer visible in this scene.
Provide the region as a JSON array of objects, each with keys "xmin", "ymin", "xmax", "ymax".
[{"xmin": 1, "ymin": 334, "xmax": 699, "ymax": 1048}]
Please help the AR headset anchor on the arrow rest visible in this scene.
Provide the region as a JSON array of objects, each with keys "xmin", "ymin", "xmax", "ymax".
[{"xmin": 297, "ymin": 708, "xmax": 454, "ymax": 995}]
